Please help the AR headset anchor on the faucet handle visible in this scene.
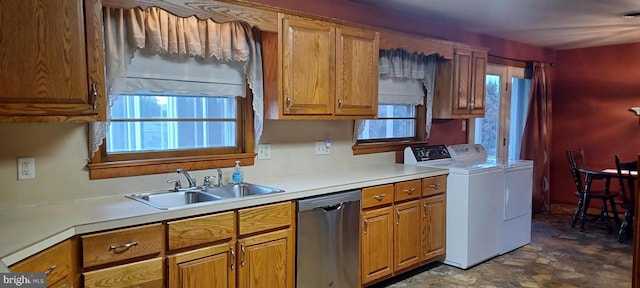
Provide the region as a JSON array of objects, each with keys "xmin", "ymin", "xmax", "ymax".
[
  {"xmin": 203, "ymin": 176, "xmax": 216, "ymax": 188},
  {"xmin": 167, "ymin": 179, "xmax": 182, "ymax": 192}
]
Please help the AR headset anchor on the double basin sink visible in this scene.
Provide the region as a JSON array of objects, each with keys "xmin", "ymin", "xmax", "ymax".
[{"xmin": 126, "ymin": 183, "xmax": 284, "ymax": 210}]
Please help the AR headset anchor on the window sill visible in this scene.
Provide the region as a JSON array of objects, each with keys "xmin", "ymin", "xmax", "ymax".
[
  {"xmin": 87, "ymin": 153, "xmax": 255, "ymax": 180},
  {"xmin": 352, "ymin": 141, "xmax": 428, "ymax": 155}
]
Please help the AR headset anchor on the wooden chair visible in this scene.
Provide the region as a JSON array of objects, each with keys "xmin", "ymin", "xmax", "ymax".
[
  {"xmin": 614, "ymin": 154, "xmax": 638, "ymax": 242},
  {"xmin": 568, "ymin": 150, "xmax": 617, "ymax": 231}
]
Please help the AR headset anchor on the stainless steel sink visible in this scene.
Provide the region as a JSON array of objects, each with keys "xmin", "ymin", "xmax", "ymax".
[
  {"xmin": 126, "ymin": 190, "xmax": 223, "ymax": 210},
  {"xmin": 205, "ymin": 183, "xmax": 284, "ymax": 198},
  {"xmin": 126, "ymin": 183, "xmax": 284, "ymax": 209}
]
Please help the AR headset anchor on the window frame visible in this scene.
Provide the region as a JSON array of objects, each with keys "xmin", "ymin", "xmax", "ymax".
[
  {"xmin": 352, "ymin": 104, "xmax": 427, "ymax": 155},
  {"xmin": 87, "ymin": 92, "xmax": 255, "ymax": 180}
]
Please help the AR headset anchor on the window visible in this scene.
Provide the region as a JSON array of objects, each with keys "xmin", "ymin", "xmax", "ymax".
[
  {"xmin": 88, "ymin": 8, "xmax": 263, "ymax": 180},
  {"xmin": 471, "ymin": 64, "xmax": 530, "ymax": 160},
  {"xmin": 353, "ymin": 77, "xmax": 427, "ymax": 154},
  {"xmin": 357, "ymin": 104, "xmax": 416, "ymax": 140},
  {"xmin": 107, "ymin": 94, "xmax": 241, "ymax": 159}
]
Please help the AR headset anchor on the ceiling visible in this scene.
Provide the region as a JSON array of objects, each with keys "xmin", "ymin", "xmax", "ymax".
[{"xmin": 353, "ymin": 0, "xmax": 640, "ymax": 50}]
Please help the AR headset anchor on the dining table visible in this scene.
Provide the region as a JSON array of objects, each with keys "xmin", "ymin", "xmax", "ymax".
[{"xmin": 576, "ymin": 167, "xmax": 638, "ymax": 232}]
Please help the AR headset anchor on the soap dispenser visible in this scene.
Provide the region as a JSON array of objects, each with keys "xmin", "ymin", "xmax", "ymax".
[{"xmin": 232, "ymin": 160, "xmax": 243, "ymax": 184}]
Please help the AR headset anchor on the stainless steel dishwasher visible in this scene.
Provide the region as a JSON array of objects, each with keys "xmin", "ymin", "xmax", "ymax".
[{"xmin": 297, "ymin": 189, "xmax": 361, "ymax": 288}]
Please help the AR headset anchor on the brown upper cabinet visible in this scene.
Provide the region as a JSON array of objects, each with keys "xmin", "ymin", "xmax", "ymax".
[
  {"xmin": 264, "ymin": 14, "xmax": 379, "ymax": 120},
  {"xmin": 433, "ymin": 47, "xmax": 487, "ymax": 118},
  {"xmin": 0, "ymin": 0, "xmax": 106, "ymax": 122}
]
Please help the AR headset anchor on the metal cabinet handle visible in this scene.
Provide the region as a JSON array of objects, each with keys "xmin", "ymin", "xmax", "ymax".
[
  {"xmin": 363, "ymin": 218, "xmax": 368, "ymax": 234},
  {"xmin": 403, "ymin": 187, "xmax": 416, "ymax": 194},
  {"xmin": 109, "ymin": 241, "xmax": 139, "ymax": 251},
  {"xmin": 372, "ymin": 194, "xmax": 386, "ymax": 201},
  {"xmin": 396, "ymin": 209, "xmax": 400, "ymax": 225},
  {"xmin": 423, "ymin": 202, "xmax": 427, "ymax": 218},
  {"xmin": 429, "ymin": 183, "xmax": 441, "ymax": 189},
  {"xmin": 240, "ymin": 244, "xmax": 246, "ymax": 267},
  {"xmin": 44, "ymin": 265, "xmax": 56, "ymax": 276},
  {"xmin": 286, "ymin": 95, "xmax": 291, "ymax": 109},
  {"xmin": 90, "ymin": 83, "xmax": 98, "ymax": 109},
  {"xmin": 230, "ymin": 247, "xmax": 235, "ymax": 270},
  {"xmin": 338, "ymin": 98, "xmax": 343, "ymax": 110}
]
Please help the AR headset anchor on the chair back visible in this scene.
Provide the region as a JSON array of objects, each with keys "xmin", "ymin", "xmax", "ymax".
[
  {"xmin": 614, "ymin": 154, "xmax": 638, "ymax": 206},
  {"xmin": 567, "ymin": 150, "xmax": 584, "ymax": 195}
]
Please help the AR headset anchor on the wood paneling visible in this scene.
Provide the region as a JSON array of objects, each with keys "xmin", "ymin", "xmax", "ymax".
[
  {"xmin": 167, "ymin": 243, "xmax": 236, "ymax": 288},
  {"xmin": 393, "ymin": 200, "xmax": 421, "ymax": 272},
  {"xmin": 360, "ymin": 206, "xmax": 394, "ymax": 285},
  {"xmin": 237, "ymin": 228, "xmax": 294, "ymax": 288}
]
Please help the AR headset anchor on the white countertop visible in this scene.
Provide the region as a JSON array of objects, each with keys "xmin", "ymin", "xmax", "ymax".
[{"xmin": 0, "ymin": 164, "xmax": 447, "ymax": 272}]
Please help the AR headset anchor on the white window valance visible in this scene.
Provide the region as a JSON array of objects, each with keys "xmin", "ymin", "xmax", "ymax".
[
  {"xmin": 377, "ymin": 76, "xmax": 425, "ymax": 105},
  {"xmin": 355, "ymin": 49, "xmax": 438, "ymax": 140},
  {"xmin": 90, "ymin": 7, "xmax": 264, "ymax": 157},
  {"xmin": 120, "ymin": 50, "xmax": 246, "ymax": 96}
]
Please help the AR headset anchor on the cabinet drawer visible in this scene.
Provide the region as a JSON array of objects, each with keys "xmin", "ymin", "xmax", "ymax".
[
  {"xmin": 394, "ymin": 180, "xmax": 421, "ymax": 202},
  {"xmin": 168, "ymin": 211, "xmax": 236, "ymax": 250},
  {"xmin": 81, "ymin": 223, "xmax": 164, "ymax": 268},
  {"xmin": 361, "ymin": 184, "xmax": 393, "ymax": 209},
  {"xmin": 10, "ymin": 239, "xmax": 74, "ymax": 286},
  {"xmin": 422, "ymin": 175, "xmax": 447, "ymax": 197},
  {"xmin": 83, "ymin": 257, "xmax": 163, "ymax": 288},
  {"xmin": 238, "ymin": 201, "xmax": 293, "ymax": 236}
]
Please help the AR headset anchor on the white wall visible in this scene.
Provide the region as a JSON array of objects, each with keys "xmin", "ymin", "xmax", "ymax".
[{"xmin": 0, "ymin": 120, "xmax": 394, "ymax": 209}]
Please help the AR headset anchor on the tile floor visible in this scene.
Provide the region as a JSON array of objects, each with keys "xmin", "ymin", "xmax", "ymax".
[{"xmin": 376, "ymin": 203, "xmax": 633, "ymax": 288}]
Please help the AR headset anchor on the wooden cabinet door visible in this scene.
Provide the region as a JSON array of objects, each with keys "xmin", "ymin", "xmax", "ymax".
[
  {"xmin": 167, "ymin": 243, "xmax": 236, "ymax": 288},
  {"xmin": 393, "ymin": 200, "xmax": 421, "ymax": 272},
  {"xmin": 335, "ymin": 26, "xmax": 378, "ymax": 117},
  {"xmin": 421, "ymin": 194, "xmax": 446, "ymax": 262},
  {"xmin": 470, "ymin": 51, "xmax": 487, "ymax": 116},
  {"xmin": 237, "ymin": 228, "xmax": 294, "ymax": 288},
  {"xmin": 10, "ymin": 239, "xmax": 76, "ymax": 288},
  {"xmin": 83, "ymin": 257, "xmax": 164, "ymax": 288},
  {"xmin": 361, "ymin": 206, "xmax": 393, "ymax": 285},
  {"xmin": 281, "ymin": 15, "xmax": 334, "ymax": 116},
  {"xmin": 452, "ymin": 48, "xmax": 473, "ymax": 115},
  {"xmin": 0, "ymin": 0, "xmax": 105, "ymax": 121}
]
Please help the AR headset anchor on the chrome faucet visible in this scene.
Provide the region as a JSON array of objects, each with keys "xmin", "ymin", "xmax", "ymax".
[
  {"xmin": 176, "ymin": 168, "xmax": 197, "ymax": 188},
  {"xmin": 217, "ymin": 168, "xmax": 223, "ymax": 187}
]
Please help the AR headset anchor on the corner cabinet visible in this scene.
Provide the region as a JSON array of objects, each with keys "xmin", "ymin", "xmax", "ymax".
[
  {"xmin": 263, "ymin": 14, "xmax": 379, "ymax": 120},
  {"xmin": 0, "ymin": 0, "xmax": 106, "ymax": 122},
  {"xmin": 433, "ymin": 47, "xmax": 487, "ymax": 118}
]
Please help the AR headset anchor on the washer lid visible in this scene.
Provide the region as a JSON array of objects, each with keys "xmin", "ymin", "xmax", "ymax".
[{"xmin": 423, "ymin": 160, "xmax": 502, "ymax": 174}]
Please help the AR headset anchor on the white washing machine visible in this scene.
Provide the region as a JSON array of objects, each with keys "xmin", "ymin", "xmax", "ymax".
[
  {"xmin": 404, "ymin": 144, "xmax": 504, "ymax": 269},
  {"xmin": 449, "ymin": 144, "xmax": 533, "ymax": 255},
  {"xmin": 499, "ymin": 159, "xmax": 533, "ymax": 254}
]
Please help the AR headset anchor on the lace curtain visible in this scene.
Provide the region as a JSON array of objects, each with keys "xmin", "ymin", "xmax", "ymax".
[
  {"xmin": 90, "ymin": 7, "xmax": 264, "ymax": 157},
  {"xmin": 355, "ymin": 49, "xmax": 437, "ymax": 139}
]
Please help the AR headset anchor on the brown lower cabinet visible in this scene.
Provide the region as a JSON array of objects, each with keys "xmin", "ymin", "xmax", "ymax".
[
  {"xmin": 167, "ymin": 243, "xmax": 236, "ymax": 288},
  {"xmin": 83, "ymin": 257, "xmax": 164, "ymax": 288},
  {"xmin": 9, "ymin": 175, "xmax": 443, "ymax": 288},
  {"xmin": 9, "ymin": 238, "xmax": 79, "ymax": 288},
  {"xmin": 360, "ymin": 175, "xmax": 447, "ymax": 287},
  {"xmin": 79, "ymin": 201, "xmax": 294, "ymax": 288}
]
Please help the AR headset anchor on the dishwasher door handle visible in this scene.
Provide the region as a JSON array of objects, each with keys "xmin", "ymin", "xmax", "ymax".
[{"xmin": 322, "ymin": 202, "xmax": 346, "ymax": 212}]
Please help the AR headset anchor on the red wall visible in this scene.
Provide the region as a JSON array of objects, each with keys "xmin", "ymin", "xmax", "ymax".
[{"xmin": 551, "ymin": 43, "xmax": 640, "ymax": 204}]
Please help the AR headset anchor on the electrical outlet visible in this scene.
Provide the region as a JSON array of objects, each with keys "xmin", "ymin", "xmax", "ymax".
[
  {"xmin": 17, "ymin": 157, "xmax": 35, "ymax": 180},
  {"xmin": 461, "ymin": 120, "xmax": 467, "ymax": 132},
  {"xmin": 257, "ymin": 144, "xmax": 271, "ymax": 160},
  {"xmin": 315, "ymin": 141, "xmax": 330, "ymax": 155}
]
